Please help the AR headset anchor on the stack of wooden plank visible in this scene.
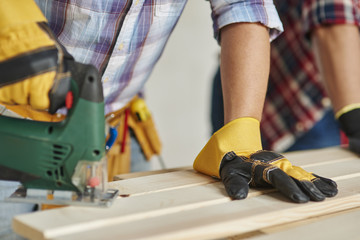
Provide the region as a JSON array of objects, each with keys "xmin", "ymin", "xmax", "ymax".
[{"xmin": 13, "ymin": 147, "xmax": 360, "ymax": 239}]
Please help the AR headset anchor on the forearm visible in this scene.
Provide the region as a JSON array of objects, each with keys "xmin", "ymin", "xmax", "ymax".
[
  {"xmin": 220, "ymin": 23, "xmax": 270, "ymax": 124},
  {"xmin": 195, "ymin": 20, "xmax": 338, "ymax": 203},
  {"xmin": 312, "ymin": 24, "xmax": 360, "ymax": 114}
]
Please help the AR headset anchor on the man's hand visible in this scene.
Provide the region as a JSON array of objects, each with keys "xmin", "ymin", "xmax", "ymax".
[
  {"xmin": 220, "ymin": 151, "xmax": 338, "ymax": 203},
  {"xmin": 193, "ymin": 117, "xmax": 338, "ymax": 203},
  {"xmin": 338, "ymin": 107, "xmax": 360, "ymax": 154},
  {"xmin": 0, "ymin": 0, "xmax": 74, "ymax": 114}
]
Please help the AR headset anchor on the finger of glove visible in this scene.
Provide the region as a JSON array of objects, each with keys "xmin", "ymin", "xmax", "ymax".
[
  {"xmin": 222, "ymin": 173, "xmax": 250, "ymax": 200},
  {"xmin": 30, "ymin": 72, "xmax": 55, "ymax": 110},
  {"xmin": 292, "ymin": 178, "xmax": 325, "ymax": 201},
  {"xmin": 268, "ymin": 168, "xmax": 309, "ymax": 203},
  {"xmin": 0, "ymin": 82, "xmax": 26, "ymax": 105},
  {"xmin": 312, "ymin": 174, "xmax": 338, "ymax": 197},
  {"xmin": 220, "ymin": 160, "xmax": 251, "ymax": 200},
  {"xmin": 349, "ymin": 137, "xmax": 360, "ymax": 154}
]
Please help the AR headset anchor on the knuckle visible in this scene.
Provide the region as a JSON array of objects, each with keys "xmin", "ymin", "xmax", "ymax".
[{"xmin": 250, "ymin": 150, "xmax": 284, "ymax": 163}]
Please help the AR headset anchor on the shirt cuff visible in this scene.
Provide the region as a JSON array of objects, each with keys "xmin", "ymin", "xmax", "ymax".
[{"xmin": 210, "ymin": 0, "xmax": 284, "ymax": 43}]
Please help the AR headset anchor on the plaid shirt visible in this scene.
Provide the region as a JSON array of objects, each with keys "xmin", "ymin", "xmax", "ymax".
[
  {"xmin": 261, "ymin": 0, "xmax": 360, "ymax": 151},
  {"xmin": 35, "ymin": 0, "xmax": 282, "ymax": 114}
]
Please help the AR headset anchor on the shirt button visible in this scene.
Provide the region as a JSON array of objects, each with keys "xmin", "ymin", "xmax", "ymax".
[
  {"xmin": 296, "ymin": 122, "xmax": 304, "ymax": 132},
  {"xmin": 321, "ymin": 97, "xmax": 331, "ymax": 107},
  {"xmin": 118, "ymin": 43, "xmax": 124, "ymax": 50},
  {"xmin": 104, "ymin": 77, "xmax": 109, "ymax": 83}
]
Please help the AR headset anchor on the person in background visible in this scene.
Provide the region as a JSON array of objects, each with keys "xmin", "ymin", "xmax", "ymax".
[
  {"xmin": 308, "ymin": 0, "xmax": 360, "ymax": 154},
  {"xmin": 212, "ymin": 0, "xmax": 360, "ymax": 154}
]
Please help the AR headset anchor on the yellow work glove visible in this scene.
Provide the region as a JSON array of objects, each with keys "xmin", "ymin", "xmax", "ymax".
[
  {"xmin": 193, "ymin": 117, "xmax": 338, "ymax": 203},
  {"xmin": 0, "ymin": 0, "xmax": 74, "ymax": 114}
]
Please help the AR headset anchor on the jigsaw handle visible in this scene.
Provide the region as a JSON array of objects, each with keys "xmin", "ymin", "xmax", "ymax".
[
  {"xmin": 69, "ymin": 63, "xmax": 104, "ymax": 105},
  {"xmin": 0, "ymin": 62, "xmax": 106, "ymax": 193},
  {"xmin": 49, "ymin": 62, "xmax": 103, "ymax": 114}
]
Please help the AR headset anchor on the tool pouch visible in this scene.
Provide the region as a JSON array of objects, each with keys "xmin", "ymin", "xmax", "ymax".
[
  {"xmin": 128, "ymin": 113, "xmax": 162, "ymax": 160},
  {"xmin": 106, "ymin": 112, "xmax": 131, "ymax": 181},
  {"xmin": 106, "ymin": 97, "xmax": 162, "ymax": 181}
]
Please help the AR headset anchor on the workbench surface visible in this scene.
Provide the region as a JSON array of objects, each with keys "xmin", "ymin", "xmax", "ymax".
[{"xmin": 13, "ymin": 147, "xmax": 360, "ymax": 240}]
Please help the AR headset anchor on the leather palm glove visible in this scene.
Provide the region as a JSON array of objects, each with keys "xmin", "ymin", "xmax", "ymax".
[
  {"xmin": 193, "ymin": 117, "xmax": 338, "ymax": 203},
  {"xmin": 0, "ymin": 0, "xmax": 74, "ymax": 114},
  {"xmin": 336, "ymin": 105, "xmax": 360, "ymax": 154}
]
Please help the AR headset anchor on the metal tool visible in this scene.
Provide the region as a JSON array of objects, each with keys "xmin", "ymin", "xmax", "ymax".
[{"xmin": 0, "ymin": 64, "xmax": 118, "ymax": 207}]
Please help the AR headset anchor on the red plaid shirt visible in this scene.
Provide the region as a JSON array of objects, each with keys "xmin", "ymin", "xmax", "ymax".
[{"xmin": 261, "ymin": 0, "xmax": 360, "ymax": 151}]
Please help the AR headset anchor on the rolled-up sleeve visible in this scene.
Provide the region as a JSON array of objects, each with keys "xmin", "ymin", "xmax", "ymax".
[{"xmin": 209, "ymin": 0, "xmax": 283, "ymax": 42}]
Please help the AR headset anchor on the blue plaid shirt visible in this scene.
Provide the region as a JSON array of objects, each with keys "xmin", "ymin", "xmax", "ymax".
[{"xmin": 35, "ymin": 0, "xmax": 283, "ymax": 114}]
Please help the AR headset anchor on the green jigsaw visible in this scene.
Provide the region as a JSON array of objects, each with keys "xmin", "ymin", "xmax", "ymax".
[{"xmin": 0, "ymin": 64, "xmax": 118, "ymax": 207}]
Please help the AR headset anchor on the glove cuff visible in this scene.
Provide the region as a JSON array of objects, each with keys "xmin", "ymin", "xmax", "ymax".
[
  {"xmin": 335, "ymin": 103, "xmax": 360, "ymax": 119},
  {"xmin": 338, "ymin": 107, "xmax": 360, "ymax": 137},
  {"xmin": 193, "ymin": 117, "xmax": 262, "ymax": 178}
]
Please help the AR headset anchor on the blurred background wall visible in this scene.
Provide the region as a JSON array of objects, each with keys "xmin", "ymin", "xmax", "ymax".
[{"xmin": 146, "ymin": 1, "xmax": 220, "ymax": 170}]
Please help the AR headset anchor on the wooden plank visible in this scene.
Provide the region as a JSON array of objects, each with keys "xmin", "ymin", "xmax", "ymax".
[
  {"xmin": 12, "ymin": 147, "xmax": 360, "ymax": 240},
  {"xmin": 111, "ymin": 147, "xmax": 356, "ymax": 182},
  {"xmin": 108, "ymin": 169, "xmax": 217, "ymax": 196},
  {"xmin": 283, "ymin": 146, "xmax": 357, "ymax": 166},
  {"xmin": 226, "ymin": 207, "xmax": 360, "ymax": 240},
  {"xmin": 249, "ymin": 208, "xmax": 360, "ymax": 240},
  {"xmin": 29, "ymin": 177, "xmax": 360, "ymax": 240},
  {"xmin": 113, "ymin": 166, "xmax": 192, "ymax": 180},
  {"xmin": 303, "ymin": 158, "xmax": 360, "ymax": 179},
  {"xmin": 12, "ymin": 182, "xmax": 271, "ymax": 240},
  {"xmin": 107, "ymin": 147, "xmax": 359, "ymax": 196}
]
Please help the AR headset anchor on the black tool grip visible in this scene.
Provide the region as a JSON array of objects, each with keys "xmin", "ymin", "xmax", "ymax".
[
  {"xmin": 71, "ymin": 62, "xmax": 103, "ymax": 103},
  {"xmin": 48, "ymin": 74, "xmax": 71, "ymax": 114},
  {"xmin": 48, "ymin": 62, "xmax": 103, "ymax": 114}
]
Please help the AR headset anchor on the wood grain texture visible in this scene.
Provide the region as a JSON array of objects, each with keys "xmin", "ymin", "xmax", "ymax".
[
  {"xmin": 113, "ymin": 167, "xmax": 192, "ymax": 180},
  {"xmin": 12, "ymin": 147, "xmax": 360, "ymax": 240},
  {"xmin": 251, "ymin": 208, "xmax": 360, "ymax": 240},
  {"xmin": 228, "ymin": 207, "xmax": 360, "ymax": 240},
  {"xmin": 108, "ymin": 169, "xmax": 217, "ymax": 196}
]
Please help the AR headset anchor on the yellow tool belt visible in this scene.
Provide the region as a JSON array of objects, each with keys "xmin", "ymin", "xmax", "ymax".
[{"xmin": 105, "ymin": 96, "xmax": 162, "ymax": 181}]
